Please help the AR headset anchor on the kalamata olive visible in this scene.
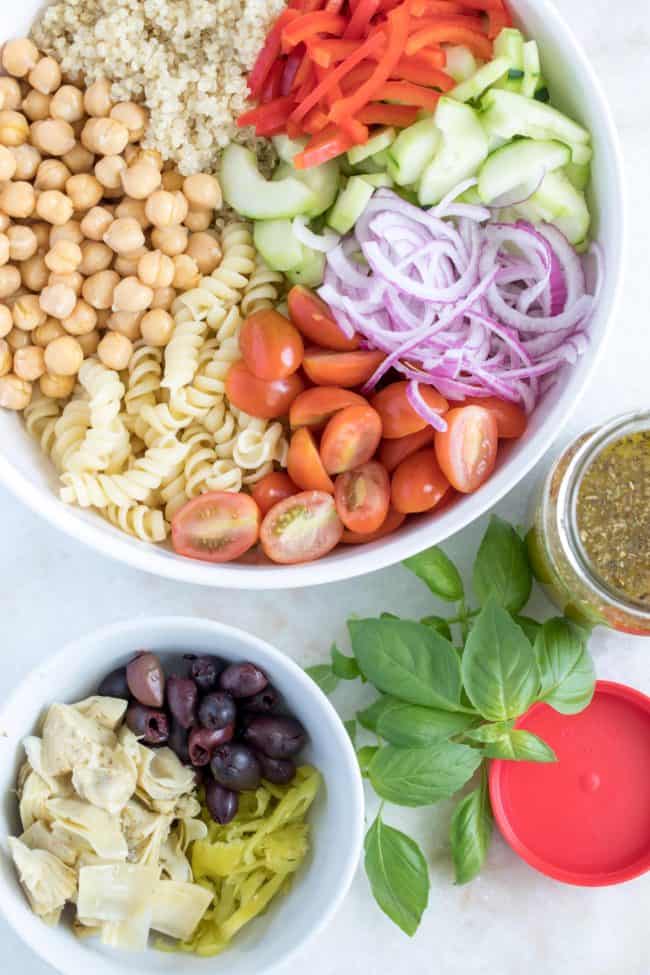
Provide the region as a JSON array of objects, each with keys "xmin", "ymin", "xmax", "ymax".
[
  {"xmin": 198, "ymin": 691, "xmax": 236, "ymax": 731},
  {"xmin": 185, "ymin": 654, "xmax": 226, "ymax": 693},
  {"xmin": 205, "ymin": 780, "xmax": 239, "ymax": 825},
  {"xmin": 126, "ymin": 704, "xmax": 169, "ymax": 745},
  {"xmin": 210, "ymin": 743, "xmax": 261, "ymax": 792},
  {"xmin": 256, "ymin": 752, "xmax": 296, "ymax": 785},
  {"xmin": 97, "ymin": 666, "xmax": 130, "ymax": 700},
  {"xmin": 243, "ymin": 715, "xmax": 306, "ymax": 759},
  {"xmin": 219, "ymin": 662, "xmax": 268, "ymax": 699},
  {"xmin": 188, "ymin": 724, "xmax": 234, "ymax": 766},
  {"xmin": 168, "ymin": 719, "xmax": 191, "ymax": 765},
  {"xmin": 166, "ymin": 675, "xmax": 198, "ymax": 729},
  {"xmin": 244, "ymin": 684, "xmax": 280, "ymax": 713},
  {"xmin": 126, "ymin": 651, "xmax": 165, "ymax": 707}
]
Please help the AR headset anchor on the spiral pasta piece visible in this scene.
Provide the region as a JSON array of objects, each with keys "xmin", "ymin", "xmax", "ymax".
[
  {"xmin": 201, "ymin": 222, "xmax": 256, "ymax": 328},
  {"xmin": 162, "ymin": 304, "xmax": 207, "ymax": 393},
  {"xmin": 241, "ymin": 258, "xmax": 285, "ymax": 317},
  {"xmin": 104, "ymin": 504, "xmax": 168, "ymax": 543},
  {"xmin": 79, "ymin": 359, "xmax": 124, "ymax": 429},
  {"xmin": 23, "ymin": 395, "xmax": 62, "ymax": 457},
  {"xmin": 182, "ymin": 424, "xmax": 218, "ymax": 499},
  {"xmin": 205, "ymin": 459, "xmax": 243, "ymax": 494},
  {"xmin": 51, "ymin": 400, "xmax": 91, "ymax": 473},
  {"xmin": 125, "ymin": 343, "xmax": 163, "ymax": 416}
]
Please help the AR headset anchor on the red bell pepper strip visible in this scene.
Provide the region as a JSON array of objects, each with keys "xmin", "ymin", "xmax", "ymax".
[
  {"xmin": 410, "ymin": 12, "xmax": 486, "ymax": 31},
  {"xmin": 294, "ymin": 124, "xmax": 356, "ymax": 168},
  {"xmin": 237, "ymin": 95, "xmax": 297, "ymax": 132},
  {"xmin": 281, "ymin": 45, "xmax": 306, "ymax": 94},
  {"xmin": 371, "ymin": 80, "xmax": 442, "ymax": 109},
  {"xmin": 357, "ymin": 102, "xmax": 419, "ymax": 126},
  {"xmin": 339, "ymin": 60, "xmax": 377, "ymax": 91},
  {"xmin": 291, "ymin": 30, "xmax": 385, "ymax": 122},
  {"xmin": 448, "ymin": 0, "xmax": 501, "ymax": 9},
  {"xmin": 329, "ymin": 1, "xmax": 412, "ymax": 124},
  {"xmin": 326, "ymin": 0, "xmax": 347, "ymax": 10},
  {"xmin": 344, "ymin": 0, "xmax": 381, "ymax": 39},
  {"xmin": 282, "ymin": 13, "xmax": 347, "ymax": 51},
  {"xmin": 337, "ymin": 116, "xmax": 369, "ymax": 143},
  {"xmin": 260, "ymin": 60, "xmax": 286, "ymax": 103},
  {"xmin": 302, "ymin": 106, "xmax": 331, "ymax": 134},
  {"xmin": 392, "ymin": 57, "xmax": 454, "ymax": 88},
  {"xmin": 411, "ymin": 0, "xmax": 465, "ymax": 14},
  {"xmin": 308, "ymin": 38, "xmax": 361, "ymax": 67},
  {"xmin": 409, "ymin": 46, "xmax": 446, "ymax": 68},
  {"xmin": 248, "ymin": 9, "xmax": 301, "ymax": 98},
  {"xmin": 487, "ymin": 2, "xmax": 512, "ymax": 38},
  {"xmin": 405, "ymin": 23, "xmax": 492, "ymax": 58}
]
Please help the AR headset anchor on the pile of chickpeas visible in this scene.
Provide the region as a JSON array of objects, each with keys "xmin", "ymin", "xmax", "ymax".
[{"xmin": 0, "ymin": 37, "xmax": 224, "ymax": 411}]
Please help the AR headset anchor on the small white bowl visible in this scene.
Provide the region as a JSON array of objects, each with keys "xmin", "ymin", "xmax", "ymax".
[{"xmin": 0, "ymin": 617, "xmax": 365, "ymax": 975}]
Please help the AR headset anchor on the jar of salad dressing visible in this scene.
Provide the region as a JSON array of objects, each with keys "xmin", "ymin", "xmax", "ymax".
[{"xmin": 529, "ymin": 411, "xmax": 650, "ymax": 634}]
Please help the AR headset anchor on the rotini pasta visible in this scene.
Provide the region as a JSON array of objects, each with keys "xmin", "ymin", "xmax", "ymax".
[
  {"xmin": 23, "ymin": 395, "xmax": 62, "ymax": 457},
  {"xmin": 104, "ymin": 504, "xmax": 168, "ymax": 543},
  {"xmin": 241, "ymin": 258, "xmax": 285, "ymax": 318}
]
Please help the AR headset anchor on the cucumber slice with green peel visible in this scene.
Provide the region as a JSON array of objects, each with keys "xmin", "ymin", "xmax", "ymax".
[
  {"xmin": 272, "ymin": 134, "xmax": 308, "ymax": 164},
  {"xmin": 481, "ymin": 88, "xmax": 590, "ymax": 148},
  {"xmin": 571, "ymin": 143, "xmax": 593, "ymax": 166},
  {"xmin": 457, "ymin": 185, "xmax": 483, "ymax": 206},
  {"xmin": 360, "ymin": 172, "xmax": 395, "ymax": 188},
  {"xmin": 286, "ymin": 247, "xmax": 326, "ymax": 287},
  {"xmin": 565, "ymin": 160, "xmax": 591, "ymax": 191},
  {"xmin": 451, "ymin": 57, "xmax": 509, "ymax": 104},
  {"xmin": 273, "ymin": 157, "xmax": 340, "ymax": 217},
  {"xmin": 387, "ymin": 118, "xmax": 440, "ymax": 186},
  {"xmin": 253, "ymin": 219, "xmax": 304, "ymax": 273},
  {"xmin": 514, "ymin": 170, "xmax": 590, "ymax": 245},
  {"xmin": 493, "ymin": 29, "xmax": 525, "ymax": 92},
  {"xmin": 418, "ymin": 97, "xmax": 488, "ymax": 206},
  {"xmin": 521, "ymin": 40, "xmax": 541, "ymax": 98},
  {"xmin": 444, "ymin": 45, "xmax": 478, "ymax": 83},
  {"xmin": 221, "ymin": 145, "xmax": 317, "ymax": 220},
  {"xmin": 477, "ymin": 139, "xmax": 571, "ymax": 204},
  {"xmin": 347, "ymin": 127, "xmax": 396, "ymax": 166},
  {"xmin": 371, "ymin": 149, "xmax": 392, "ymax": 169},
  {"xmin": 327, "ymin": 176, "xmax": 374, "ymax": 234}
]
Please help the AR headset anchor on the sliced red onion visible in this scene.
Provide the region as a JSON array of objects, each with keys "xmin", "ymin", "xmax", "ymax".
[{"xmin": 292, "ymin": 217, "xmax": 340, "ymax": 253}]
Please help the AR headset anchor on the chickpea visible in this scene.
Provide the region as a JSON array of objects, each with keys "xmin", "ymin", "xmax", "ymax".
[
  {"xmin": 184, "ymin": 208, "xmax": 213, "ymax": 233},
  {"xmin": 20, "ymin": 255, "xmax": 48, "ymax": 291},
  {"xmin": 81, "ymin": 117, "xmax": 129, "ymax": 156},
  {"xmin": 186, "ymin": 231, "xmax": 222, "ymax": 275},
  {"xmin": 112, "ymin": 275, "xmax": 153, "ymax": 313},
  {"xmin": 2, "ymin": 39, "xmax": 39, "ymax": 79},
  {"xmin": 30, "ymin": 223, "xmax": 50, "ymax": 253},
  {"xmin": 62, "ymin": 145, "xmax": 95, "ymax": 176},
  {"xmin": 95, "ymin": 308, "xmax": 110, "ymax": 329},
  {"xmin": 36, "ymin": 190, "xmax": 74, "ymax": 226},
  {"xmin": 0, "ymin": 144, "xmax": 17, "ymax": 181},
  {"xmin": 114, "ymin": 246, "xmax": 147, "ymax": 277},
  {"xmin": 94, "ymin": 153, "xmax": 125, "ymax": 191},
  {"xmin": 6, "ymin": 327, "xmax": 31, "ymax": 350},
  {"xmin": 82, "ymin": 269, "xmax": 119, "ymax": 310},
  {"xmin": 0, "ymin": 77, "xmax": 22, "ymax": 111},
  {"xmin": 115, "ymin": 196, "xmax": 150, "ymax": 230},
  {"xmin": 50, "ymin": 84, "xmax": 85, "ymax": 123},
  {"xmin": 35, "ymin": 158, "xmax": 70, "ymax": 192},
  {"xmin": 145, "ymin": 190, "xmax": 185, "ymax": 229},
  {"xmin": 8, "ymin": 226, "xmax": 38, "ymax": 263},
  {"xmin": 110, "ymin": 102, "xmax": 148, "ymax": 142},
  {"xmin": 0, "ymin": 338, "xmax": 11, "ymax": 376},
  {"xmin": 11, "ymin": 143, "xmax": 41, "ymax": 181},
  {"xmin": 32, "ymin": 319, "xmax": 64, "ymax": 346},
  {"xmin": 45, "ymin": 239, "xmax": 82, "ymax": 275},
  {"xmin": 0, "ymin": 234, "xmax": 8, "ymax": 266},
  {"xmin": 0, "ymin": 373, "xmax": 31, "ymax": 408},
  {"xmin": 40, "ymin": 284, "xmax": 77, "ymax": 321},
  {"xmin": 161, "ymin": 170, "xmax": 184, "ymax": 192},
  {"xmin": 30, "ymin": 118, "xmax": 76, "ymax": 157},
  {"xmin": 0, "ymin": 180, "xmax": 35, "ymax": 218},
  {"xmin": 83, "ymin": 78, "xmax": 112, "ymax": 118},
  {"xmin": 107, "ymin": 310, "xmax": 142, "ymax": 341},
  {"xmin": 0, "ymin": 214, "xmax": 9, "ymax": 233},
  {"xmin": 151, "ymin": 224, "xmax": 188, "ymax": 257},
  {"xmin": 121, "ymin": 161, "xmax": 161, "ymax": 200},
  {"xmin": 49, "ymin": 219, "xmax": 83, "ymax": 248},
  {"xmin": 48, "ymin": 271, "xmax": 83, "ymax": 296},
  {"xmin": 137, "ymin": 249, "xmax": 174, "ymax": 289},
  {"xmin": 103, "ymin": 217, "xmax": 144, "ymax": 255},
  {"xmin": 14, "ymin": 344, "xmax": 45, "ymax": 381},
  {"xmin": 0, "ymin": 265, "xmax": 22, "ymax": 298},
  {"xmin": 183, "ymin": 173, "xmax": 222, "ymax": 211},
  {"xmin": 80, "ymin": 206, "xmax": 114, "ymax": 241},
  {"xmin": 40, "ymin": 372, "xmax": 75, "ymax": 398},
  {"xmin": 79, "ymin": 240, "xmax": 112, "ymax": 276},
  {"xmin": 0, "ymin": 304, "xmax": 12, "ymax": 337},
  {"xmin": 66, "ymin": 173, "xmax": 103, "ymax": 211},
  {"xmin": 172, "ymin": 254, "xmax": 200, "ymax": 291},
  {"xmin": 140, "ymin": 308, "xmax": 174, "ymax": 347},
  {"xmin": 28, "ymin": 57, "xmax": 62, "ymax": 96},
  {"xmin": 97, "ymin": 330, "xmax": 133, "ymax": 370},
  {"xmin": 12, "ymin": 293, "xmax": 46, "ymax": 331},
  {"xmin": 21, "ymin": 90, "xmax": 51, "ymax": 122},
  {"xmin": 151, "ymin": 286, "xmax": 176, "ymax": 311},
  {"xmin": 134, "ymin": 148, "xmax": 163, "ymax": 171},
  {"xmin": 61, "ymin": 298, "xmax": 97, "ymax": 336},
  {"xmin": 43, "ymin": 334, "xmax": 83, "ymax": 376},
  {"xmin": 0, "ymin": 109, "xmax": 29, "ymax": 146},
  {"xmin": 77, "ymin": 329, "xmax": 100, "ymax": 356}
]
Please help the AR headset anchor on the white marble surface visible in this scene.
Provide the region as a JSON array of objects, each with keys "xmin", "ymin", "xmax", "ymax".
[{"xmin": 1, "ymin": 1, "xmax": 649, "ymax": 972}]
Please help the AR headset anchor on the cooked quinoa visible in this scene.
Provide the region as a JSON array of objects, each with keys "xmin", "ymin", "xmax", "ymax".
[{"xmin": 32, "ymin": 0, "xmax": 285, "ymax": 175}]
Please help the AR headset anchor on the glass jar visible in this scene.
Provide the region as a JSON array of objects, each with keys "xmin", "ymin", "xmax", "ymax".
[{"xmin": 529, "ymin": 410, "xmax": 650, "ymax": 635}]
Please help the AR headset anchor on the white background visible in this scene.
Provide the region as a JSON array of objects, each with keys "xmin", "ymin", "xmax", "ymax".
[{"xmin": 1, "ymin": 1, "xmax": 649, "ymax": 972}]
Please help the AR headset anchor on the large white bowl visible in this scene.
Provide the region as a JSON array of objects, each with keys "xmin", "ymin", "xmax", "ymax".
[
  {"xmin": 0, "ymin": 616, "xmax": 365, "ymax": 975},
  {"xmin": 0, "ymin": 0, "xmax": 625, "ymax": 588}
]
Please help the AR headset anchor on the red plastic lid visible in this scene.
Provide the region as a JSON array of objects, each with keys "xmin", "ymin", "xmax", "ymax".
[{"xmin": 489, "ymin": 680, "xmax": 650, "ymax": 886}]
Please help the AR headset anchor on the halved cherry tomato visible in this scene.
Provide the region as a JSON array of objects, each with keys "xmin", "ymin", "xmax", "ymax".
[
  {"xmin": 379, "ymin": 427, "xmax": 434, "ymax": 472},
  {"xmin": 460, "ymin": 396, "xmax": 527, "ymax": 439},
  {"xmin": 260, "ymin": 490, "xmax": 343, "ymax": 563},
  {"xmin": 320, "ymin": 404, "xmax": 383, "ymax": 474},
  {"xmin": 434, "ymin": 405, "xmax": 498, "ymax": 493},
  {"xmin": 226, "ymin": 360, "xmax": 305, "ymax": 419},
  {"xmin": 240, "ymin": 309, "xmax": 304, "ymax": 381},
  {"xmin": 287, "ymin": 427, "xmax": 335, "ymax": 493},
  {"xmin": 371, "ymin": 381, "xmax": 448, "ymax": 438},
  {"xmin": 334, "ymin": 461, "xmax": 390, "ymax": 534},
  {"xmin": 391, "ymin": 447, "xmax": 450, "ymax": 513},
  {"xmin": 172, "ymin": 492, "xmax": 261, "ymax": 563},
  {"xmin": 341, "ymin": 505, "xmax": 406, "ymax": 544},
  {"xmin": 287, "ymin": 286, "xmax": 361, "ymax": 351},
  {"xmin": 252, "ymin": 472, "xmax": 298, "ymax": 515},
  {"xmin": 289, "ymin": 386, "xmax": 366, "ymax": 429},
  {"xmin": 303, "ymin": 347, "xmax": 385, "ymax": 387}
]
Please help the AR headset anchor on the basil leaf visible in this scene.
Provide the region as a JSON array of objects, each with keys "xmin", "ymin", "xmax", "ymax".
[
  {"xmin": 331, "ymin": 643, "xmax": 361, "ymax": 680},
  {"xmin": 464, "ymin": 720, "xmax": 513, "ymax": 744},
  {"xmin": 357, "ymin": 695, "xmax": 399, "ymax": 732},
  {"xmin": 420, "ymin": 615, "xmax": 453, "ymax": 641},
  {"xmin": 449, "ymin": 769, "xmax": 493, "ymax": 884},
  {"xmin": 404, "ymin": 546, "xmax": 464, "ymax": 601},
  {"xmin": 473, "ymin": 516, "xmax": 532, "ymax": 613},
  {"xmin": 483, "ymin": 729, "xmax": 557, "ymax": 762},
  {"xmin": 364, "ymin": 813, "xmax": 429, "ymax": 937},
  {"xmin": 377, "ymin": 703, "xmax": 478, "ymax": 748},
  {"xmin": 305, "ymin": 664, "xmax": 339, "ymax": 695},
  {"xmin": 534, "ymin": 618, "xmax": 596, "ymax": 714},
  {"xmin": 514, "ymin": 615, "xmax": 541, "ymax": 645},
  {"xmin": 357, "ymin": 745, "xmax": 379, "ymax": 775},
  {"xmin": 344, "ymin": 719, "xmax": 357, "ymax": 745},
  {"xmin": 368, "ymin": 742, "xmax": 482, "ymax": 806},
  {"xmin": 462, "ymin": 597, "xmax": 539, "ymax": 721},
  {"xmin": 349, "ymin": 618, "xmax": 462, "ymax": 711}
]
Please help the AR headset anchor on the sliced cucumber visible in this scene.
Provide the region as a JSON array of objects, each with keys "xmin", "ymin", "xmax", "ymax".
[
  {"xmin": 272, "ymin": 134, "xmax": 308, "ymax": 164},
  {"xmin": 418, "ymin": 97, "xmax": 488, "ymax": 206},
  {"xmin": 451, "ymin": 57, "xmax": 509, "ymax": 104},
  {"xmin": 327, "ymin": 176, "xmax": 374, "ymax": 234},
  {"xmin": 221, "ymin": 145, "xmax": 316, "ymax": 220},
  {"xmin": 273, "ymin": 156, "xmax": 340, "ymax": 218},
  {"xmin": 481, "ymin": 88, "xmax": 590, "ymax": 149},
  {"xmin": 286, "ymin": 247, "xmax": 326, "ymax": 287},
  {"xmin": 493, "ymin": 28, "xmax": 525, "ymax": 92},
  {"xmin": 253, "ymin": 219, "xmax": 303, "ymax": 273},
  {"xmin": 571, "ymin": 143, "xmax": 593, "ymax": 166},
  {"xmin": 521, "ymin": 40, "xmax": 541, "ymax": 98},
  {"xmin": 387, "ymin": 118, "xmax": 440, "ymax": 186},
  {"xmin": 347, "ymin": 127, "xmax": 396, "ymax": 166},
  {"xmin": 444, "ymin": 45, "xmax": 478, "ymax": 83},
  {"xmin": 515, "ymin": 170, "xmax": 590, "ymax": 245},
  {"xmin": 457, "ymin": 185, "xmax": 483, "ymax": 206},
  {"xmin": 371, "ymin": 148, "xmax": 392, "ymax": 169},
  {"xmin": 477, "ymin": 138, "xmax": 571, "ymax": 204},
  {"xmin": 360, "ymin": 172, "xmax": 395, "ymax": 188},
  {"xmin": 565, "ymin": 160, "xmax": 591, "ymax": 191}
]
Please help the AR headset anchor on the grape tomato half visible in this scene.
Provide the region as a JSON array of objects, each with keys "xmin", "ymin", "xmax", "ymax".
[
  {"xmin": 391, "ymin": 448, "xmax": 450, "ymax": 514},
  {"xmin": 302, "ymin": 347, "xmax": 385, "ymax": 388},
  {"xmin": 252, "ymin": 472, "xmax": 298, "ymax": 515},
  {"xmin": 334, "ymin": 461, "xmax": 390, "ymax": 534},
  {"xmin": 371, "ymin": 381, "xmax": 448, "ymax": 438},
  {"xmin": 434, "ymin": 405, "xmax": 498, "ymax": 493},
  {"xmin": 172, "ymin": 492, "xmax": 261, "ymax": 563},
  {"xmin": 341, "ymin": 505, "xmax": 406, "ymax": 544},
  {"xmin": 240, "ymin": 309, "xmax": 304, "ymax": 381},
  {"xmin": 260, "ymin": 491, "xmax": 343, "ymax": 564},
  {"xmin": 287, "ymin": 285, "xmax": 360, "ymax": 351},
  {"xmin": 226, "ymin": 360, "xmax": 305, "ymax": 419},
  {"xmin": 379, "ymin": 427, "xmax": 434, "ymax": 472},
  {"xmin": 287, "ymin": 427, "xmax": 334, "ymax": 493},
  {"xmin": 320, "ymin": 404, "xmax": 383, "ymax": 475},
  {"xmin": 289, "ymin": 386, "xmax": 366, "ymax": 430},
  {"xmin": 460, "ymin": 396, "xmax": 527, "ymax": 439}
]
